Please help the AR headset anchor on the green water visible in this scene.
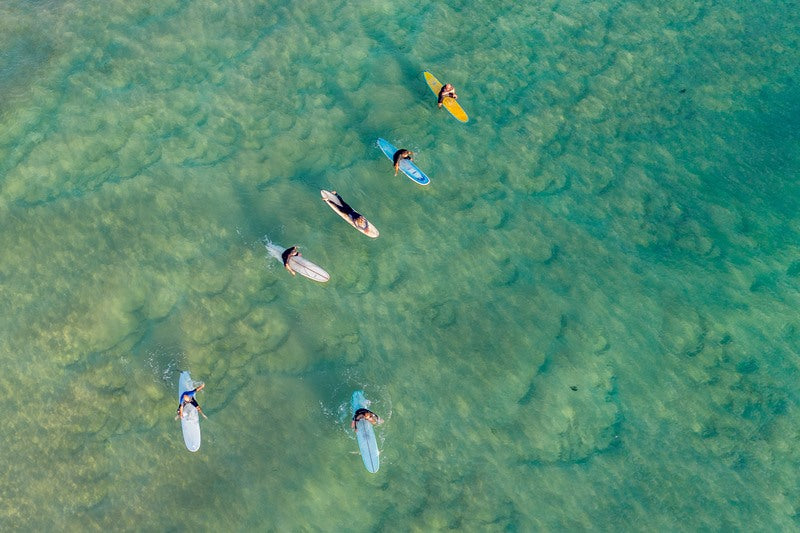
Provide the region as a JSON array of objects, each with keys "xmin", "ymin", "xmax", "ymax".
[{"xmin": 1, "ymin": 0, "xmax": 799, "ymax": 529}]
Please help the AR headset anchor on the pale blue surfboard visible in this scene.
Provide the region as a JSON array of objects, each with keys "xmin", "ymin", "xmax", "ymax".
[
  {"xmin": 178, "ymin": 371, "xmax": 201, "ymax": 452},
  {"xmin": 376, "ymin": 138, "xmax": 430, "ymax": 185},
  {"xmin": 351, "ymin": 390, "xmax": 380, "ymax": 473}
]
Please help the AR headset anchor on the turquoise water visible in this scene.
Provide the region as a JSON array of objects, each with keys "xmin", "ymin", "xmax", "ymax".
[{"xmin": 1, "ymin": 0, "xmax": 799, "ymax": 529}]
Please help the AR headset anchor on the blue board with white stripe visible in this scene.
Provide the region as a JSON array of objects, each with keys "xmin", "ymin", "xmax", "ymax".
[{"xmin": 376, "ymin": 138, "xmax": 430, "ymax": 185}]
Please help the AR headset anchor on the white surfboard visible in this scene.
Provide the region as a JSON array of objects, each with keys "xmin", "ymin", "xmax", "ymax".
[
  {"xmin": 178, "ymin": 371, "xmax": 201, "ymax": 452},
  {"xmin": 265, "ymin": 241, "xmax": 330, "ymax": 283}
]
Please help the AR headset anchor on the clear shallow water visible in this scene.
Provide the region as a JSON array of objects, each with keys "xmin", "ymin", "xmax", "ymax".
[{"xmin": 1, "ymin": 0, "xmax": 799, "ymax": 529}]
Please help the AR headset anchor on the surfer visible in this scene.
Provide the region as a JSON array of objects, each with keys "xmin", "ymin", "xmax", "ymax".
[
  {"xmin": 328, "ymin": 191, "xmax": 369, "ymax": 230},
  {"xmin": 437, "ymin": 83, "xmax": 457, "ymax": 108},
  {"xmin": 176, "ymin": 383, "xmax": 208, "ymax": 420},
  {"xmin": 281, "ymin": 246, "xmax": 300, "ymax": 276},
  {"xmin": 351, "ymin": 408, "xmax": 382, "ymax": 431},
  {"xmin": 392, "ymin": 149, "xmax": 414, "ymax": 176}
]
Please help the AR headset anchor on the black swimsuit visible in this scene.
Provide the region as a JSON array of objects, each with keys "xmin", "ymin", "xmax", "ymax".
[
  {"xmin": 393, "ymin": 150, "xmax": 411, "ymax": 166},
  {"xmin": 438, "ymin": 87, "xmax": 455, "ymax": 104},
  {"xmin": 333, "ymin": 193, "xmax": 365, "ymax": 225},
  {"xmin": 333, "ymin": 193, "xmax": 359, "ymax": 219},
  {"xmin": 281, "ymin": 246, "xmax": 297, "ymax": 266},
  {"xmin": 353, "ymin": 408, "xmax": 372, "ymax": 423}
]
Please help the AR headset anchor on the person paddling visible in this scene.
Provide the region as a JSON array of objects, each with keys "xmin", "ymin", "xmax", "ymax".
[
  {"xmin": 327, "ymin": 191, "xmax": 369, "ymax": 230},
  {"xmin": 351, "ymin": 407, "xmax": 382, "ymax": 432},
  {"xmin": 437, "ymin": 83, "xmax": 458, "ymax": 108},
  {"xmin": 176, "ymin": 382, "xmax": 208, "ymax": 420},
  {"xmin": 281, "ymin": 246, "xmax": 300, "ymax": 275},
  {"xmin": 392, "ymin": 149, "xmax": 413, "ymax": 176}
]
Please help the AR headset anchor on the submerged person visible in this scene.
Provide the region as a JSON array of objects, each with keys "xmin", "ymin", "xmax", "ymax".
[
  {"xmin": 176, "ymin": 382, "xmax": 208, "ymax": 420},
  {"xmin": 437, "ymin": 83, "xmax": 458, "ymax": 108},
  {"xmin": 328, "ymin": 191, "xmax": 369, "ymax": 230},
  {"xmin": 351, "ymin": 407, "xmax": 382, "ymax": 432},
  {"xmin": 281, "ymin": 245, "xmax": 300, "ymax": 276},
  {"xmin": 392, "ymin": 149, "xmax": 413, "ymax": 176}
]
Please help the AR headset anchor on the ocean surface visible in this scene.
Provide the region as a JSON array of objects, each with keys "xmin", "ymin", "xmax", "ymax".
[{"xmin": 1, "ymin": 0, "xmax": 799, "ymax": 530}]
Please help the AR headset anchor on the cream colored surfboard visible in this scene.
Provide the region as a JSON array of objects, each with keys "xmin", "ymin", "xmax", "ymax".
[{"xmin": 321, "ymin": 190, "xmax": 379, "ymax": 238}]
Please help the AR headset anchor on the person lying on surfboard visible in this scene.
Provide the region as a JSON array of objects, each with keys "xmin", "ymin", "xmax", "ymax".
[
  {"xmin": 281, "ymin": 246, "xmax": 300, "ymax": 276},
  {"xmin": 328, "ymin": 191, "xmax": 369, "ymax": 230},
  {"xmin": 176, "ymin": 383, "xmax": 208, "ymax": 420},
  {"xmin": 351, "ymin": 408, "xmax": 382, "ymax": 432},
  {"xmin": 437, "ymin": 83, "xmax": 457, "ymax": 108},
  {"xmin": 392, "ymin": 149, "xmax": 414, "ymax": 176}
]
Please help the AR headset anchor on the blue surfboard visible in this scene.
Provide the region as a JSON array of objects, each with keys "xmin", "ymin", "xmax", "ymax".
[
  {"xmin": 351, "ymin": 390, "xmax": 380, "ymax": 473},
  {"xmin": 376, "ymin": 138, "xmax": 430, "ymax": 185}
]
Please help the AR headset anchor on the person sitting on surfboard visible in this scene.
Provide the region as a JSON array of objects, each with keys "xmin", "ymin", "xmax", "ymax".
[
  {"xmin": 281, "ymin": 246, "xmax": 300, "ymax": 276},
  {"xmin": 329, "ymin": 191, "xmax": 369, "ymax": 230},
  {"xmin": 176, "ymin": 383, "xmax": 208, "ymax": 420},
  {"xmin": 437, "ymin": 83, "xmax": 457, "ymax": 108},
  {"xmin": 392, "ymin": 149, "xmax": 414, "ymax": 176},
  {"xmin": 351, "ymin": 408, "xmax": 382, "ymax": 432}
]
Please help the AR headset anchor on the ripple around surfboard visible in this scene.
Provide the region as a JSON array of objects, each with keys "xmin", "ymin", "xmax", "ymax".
[
  {"xmin": 376, "ymin": 138, "xmax": 430, "ymax": 185},
  {"xmin": 423, "ymin": 71, "xmax": 468, "ymax": 123}
]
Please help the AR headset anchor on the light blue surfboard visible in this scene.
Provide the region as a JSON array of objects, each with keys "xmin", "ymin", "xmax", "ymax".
[
  {"xmin": 376, "ymin": 138, "xmax": 430, "ymax": 185},
  {"xmin": 351, "ymin": 390, "xmax": 380, "ymax": 473},
  {"xmin": 178, "ymin": 371, "xmax": 201, "ymax": 452}
]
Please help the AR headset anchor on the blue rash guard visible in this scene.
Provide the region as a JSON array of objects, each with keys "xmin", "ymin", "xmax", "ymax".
[{"xmin": 178, "ymin": 388, "xmax": 199, "ymax": 408}]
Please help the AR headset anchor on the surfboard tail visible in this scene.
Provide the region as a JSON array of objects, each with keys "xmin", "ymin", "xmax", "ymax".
[{"xmin": 352, "ymin": 390, "xmax": 368, "ymax": 412}]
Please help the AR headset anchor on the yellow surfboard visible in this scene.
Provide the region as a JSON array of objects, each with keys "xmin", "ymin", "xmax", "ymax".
[{"xmin": 423, "ymin": 71, "xmax": 468, "ymax": 123}]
